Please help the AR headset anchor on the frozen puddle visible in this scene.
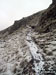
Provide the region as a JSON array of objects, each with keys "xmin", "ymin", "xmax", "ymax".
[{"xmin": 26, "ymin": 32, "xmax": 44, "ymax": 75}]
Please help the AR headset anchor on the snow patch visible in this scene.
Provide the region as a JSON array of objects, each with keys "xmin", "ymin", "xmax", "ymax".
[
  {"xmin": 7, "ymin": 63, "xmax": 13, "ymax": 75},
  {"xmin": 26, "ymin": 32, "xmax": 44, "ymax": 75}
]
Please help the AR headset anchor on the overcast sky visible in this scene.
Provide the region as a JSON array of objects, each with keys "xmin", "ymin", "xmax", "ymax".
[{"xmin": 0, "ymin": 0, "xmax": 52, "ymax": 30}]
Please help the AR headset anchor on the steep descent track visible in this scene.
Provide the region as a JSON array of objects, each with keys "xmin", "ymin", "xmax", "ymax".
[{"xmin": 26, "ymin": 28, "xmax": 44, "ymax": 75}]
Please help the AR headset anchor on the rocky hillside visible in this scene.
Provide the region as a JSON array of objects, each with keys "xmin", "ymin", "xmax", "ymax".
[
  {"xmin": 36, "ymin": 0, "xmax": 56, "ymax": 33},
  {"xmin": 0, "ymin": 0, "xmax": 56, "ymax": 75}
]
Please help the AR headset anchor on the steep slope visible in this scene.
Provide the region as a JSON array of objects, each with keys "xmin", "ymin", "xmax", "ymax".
[
  {"xmin": 0, "ymin": 1, "xmax": 56, "ymax": 75},
  {"xmin": 0, "ymin": 10, "xmax": 43, "ymax": 37},
  {"xmin": 36, "ymin": 1, "xmax": 56, "ymax": 33}
]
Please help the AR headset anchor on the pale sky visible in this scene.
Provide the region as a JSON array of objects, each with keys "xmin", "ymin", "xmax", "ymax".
[{"xmin": 0, "ymin": 0, "xmax": 52, "ymax": 31}]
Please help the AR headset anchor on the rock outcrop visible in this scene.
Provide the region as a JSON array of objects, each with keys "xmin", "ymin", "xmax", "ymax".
[{"xmin": 36, "ymin": 0, "xmax": 56, "ymax": 33}]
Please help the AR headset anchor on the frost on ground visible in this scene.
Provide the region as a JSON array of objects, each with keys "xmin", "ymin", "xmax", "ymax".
[
  {"xmin": 0, "ymin": 26, "xmax": 56, "ymax": 75},
  {"xmin": 0, "ymin": 28, "xmax": 33, "ymax": 75},
  {"xmin": 26, "ymin": 31, "xmax": 44, "ymax": 75},
  {"xmin": 0, "ymin": 25, "xmax": 56, "ymax": 75}
]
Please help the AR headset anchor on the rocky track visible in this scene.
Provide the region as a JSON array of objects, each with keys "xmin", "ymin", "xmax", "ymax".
[{"xmin": 0, "ymin": 26, "xmax": 56, "ymax": 75}]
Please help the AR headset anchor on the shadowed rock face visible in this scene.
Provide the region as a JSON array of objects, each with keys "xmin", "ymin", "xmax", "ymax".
[
  {"xmin": 52, "ymin": 0, "xmax": 56, "ymax": 4},
  {"xmin": 36, "ymin": 1, "xmax": 56, "ymax": 33}
]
